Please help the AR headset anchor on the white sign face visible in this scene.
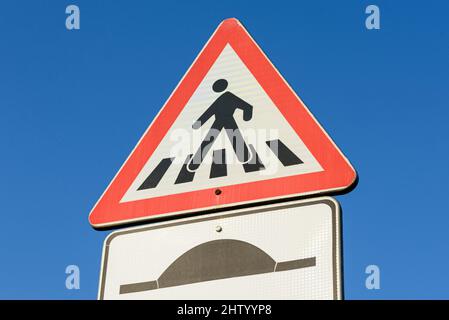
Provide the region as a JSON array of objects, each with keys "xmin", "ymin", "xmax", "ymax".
[
  {"xmin": 121, "ymin": 44, "xmax": 322, "ymax": 202},
  {"xmin": 98, "ymin": 197, "xmax": 342, "ymax": 300}
]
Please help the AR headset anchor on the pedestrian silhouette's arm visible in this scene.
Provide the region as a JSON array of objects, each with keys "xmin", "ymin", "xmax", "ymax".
[
  {"xmin": 193, "ymin": 105, "xmax": 215, "ymax": 129},
  {"xmin": 233, "ymin": 94, "xmax": 253, "ymax": 121}
]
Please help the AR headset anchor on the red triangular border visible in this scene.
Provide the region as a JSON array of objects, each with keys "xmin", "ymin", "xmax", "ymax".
[{"xmin": 89, "ymin": 18, "xmax": 357, "ymax": 228}]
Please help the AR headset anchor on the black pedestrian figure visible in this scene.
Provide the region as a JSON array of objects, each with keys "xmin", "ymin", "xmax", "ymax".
[{"xmin": 188, "ymin": 79, "xmax": 253, "ymax": 172}]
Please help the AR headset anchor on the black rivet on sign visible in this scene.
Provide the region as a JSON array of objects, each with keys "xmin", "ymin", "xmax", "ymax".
[{"xmin": 215, "ymin": 189, "xmax": 222, "ymax": 195}]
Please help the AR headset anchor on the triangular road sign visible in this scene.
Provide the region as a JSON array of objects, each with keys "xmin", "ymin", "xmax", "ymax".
[{"xmin": 89, "ymin": 18, "xmax": 357, "ymax": 228}]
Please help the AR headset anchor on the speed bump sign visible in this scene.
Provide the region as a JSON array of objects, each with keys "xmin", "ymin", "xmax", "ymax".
[{"xmin": 98, "ymin": 197, "xmax": 342, "ymax": 300}]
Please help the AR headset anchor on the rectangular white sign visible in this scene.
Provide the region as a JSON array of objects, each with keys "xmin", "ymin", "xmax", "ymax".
[{"xmin": 98, "ymin": 197, "xmax": 342, "ymax": 300}]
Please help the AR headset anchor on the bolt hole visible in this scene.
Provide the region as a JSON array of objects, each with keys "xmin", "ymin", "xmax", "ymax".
[{"xmin": 215, "ymin": 189, "xmax": 222, "ymax": 195}]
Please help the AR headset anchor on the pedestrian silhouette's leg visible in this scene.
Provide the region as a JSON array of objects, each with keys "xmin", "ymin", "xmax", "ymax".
[
  {"xmin": 224, "ymin": 121, "xmax": 252, "ymax": 164},
  {"xmin": 188, "ymin": 123, "xmax": 222, "ymax": 172}
]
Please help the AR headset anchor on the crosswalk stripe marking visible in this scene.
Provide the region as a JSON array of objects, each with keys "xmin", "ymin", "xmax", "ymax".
[
  {"xmin": 138, "ymin": 157, "xmax": 174, "ymax": 190},
  {"xmin": 210, "ymin": 149, "xmax": 227, "ymax": 179},
  {"xmin": 266, "ymin": 139, "xmax": 303, "ymax": 167},
  {"xmin": 138, "ymin": 139, "xmax": 304, "ymax": 192},
  {"xmin": 242, "ymin": 144, "xmax": 265, "ymax": 173},
  {"xmin": 175, "ymin": 154, "xmax": 196, "ymax": 184}
]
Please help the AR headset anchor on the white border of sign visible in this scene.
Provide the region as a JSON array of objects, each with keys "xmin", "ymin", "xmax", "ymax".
[{"xmin": 98, "ymin": 196, "xmax": 342, "ymax": 300}]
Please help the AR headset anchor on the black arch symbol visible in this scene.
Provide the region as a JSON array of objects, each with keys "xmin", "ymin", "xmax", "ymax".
[{"xmin": 120, "ymin": 239, "xmax": 316, "ymax": 294}]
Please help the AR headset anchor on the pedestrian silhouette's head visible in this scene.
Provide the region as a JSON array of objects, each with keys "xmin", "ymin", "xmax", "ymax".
[{"xmin": 213, "ymin": 79, "xmax": 228, "ymax": 93}]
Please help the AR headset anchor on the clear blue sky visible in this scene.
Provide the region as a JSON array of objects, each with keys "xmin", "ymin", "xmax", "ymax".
[{"xmin": 0, "ymin": 1, "xmax": 448, "ymax": 299}]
